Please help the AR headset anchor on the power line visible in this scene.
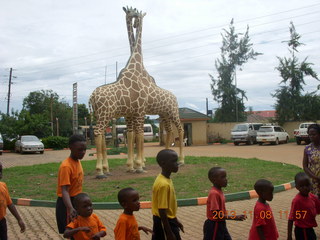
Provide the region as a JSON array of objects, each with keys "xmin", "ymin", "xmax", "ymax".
[
  {"xmin": 15, "ymin": 18, "xmax": 320, "ymax": 80},
  {"xmin": 15, "ymin": 5, "xmax": 320, "ymax": 74}
]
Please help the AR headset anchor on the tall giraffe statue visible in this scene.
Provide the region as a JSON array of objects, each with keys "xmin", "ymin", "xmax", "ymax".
[
  {"xmin": 123, "ymin": 7, "xmax": 185, "ymax": 167},
  {"xmin": 89, "ymin": 7, "xmax": 184, "ymax": 178}
]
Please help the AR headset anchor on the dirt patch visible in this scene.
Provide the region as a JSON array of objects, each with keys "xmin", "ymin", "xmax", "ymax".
[{"xmin": 84, "ymin": 163, "xmax": 194, "ymax": 182}]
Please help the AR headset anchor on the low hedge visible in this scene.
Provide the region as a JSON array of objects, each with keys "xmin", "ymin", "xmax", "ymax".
[{"xmin": 41, "ymin": 136, "xmax": 68, "ymax": 149}]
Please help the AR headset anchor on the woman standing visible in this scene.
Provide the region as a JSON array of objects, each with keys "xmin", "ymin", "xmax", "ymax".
[{"xmin": 303, "ymin": 124, "xmax": 320, "ymax": 197}]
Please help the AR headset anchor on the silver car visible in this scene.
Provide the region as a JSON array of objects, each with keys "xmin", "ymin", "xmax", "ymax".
[{"xmin": 15, "ymin": 135, "xmax": 44, "ymax": 154}]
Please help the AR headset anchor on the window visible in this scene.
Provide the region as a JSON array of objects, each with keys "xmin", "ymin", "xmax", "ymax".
[{"xmin": 274, "ymin": 127, "xmax": 281, "ymax": 132}]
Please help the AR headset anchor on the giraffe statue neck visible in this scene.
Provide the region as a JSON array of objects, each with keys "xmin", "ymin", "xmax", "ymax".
[
  {"xmin": 132, "ymin": 13, "xmax": 143, "ymax": 60},
  {"xmin": 126, "ymin": 14, "xmax": 135, "ymax": 53}
]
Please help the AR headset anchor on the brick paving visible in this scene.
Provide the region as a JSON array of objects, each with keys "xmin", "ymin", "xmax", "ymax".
[{"xmin": 3, "ymin": 142, "xmax": 318, "ymax": 239}]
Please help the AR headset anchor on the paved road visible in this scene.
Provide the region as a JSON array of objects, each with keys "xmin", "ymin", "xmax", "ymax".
[{"xmin": 3, "ymin": 142, "xmax": 318, "ymax": 240}]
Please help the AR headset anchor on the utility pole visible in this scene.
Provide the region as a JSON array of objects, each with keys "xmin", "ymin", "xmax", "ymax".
[
  {"xmin": 116, "ymin": 61, "xmax": 118, "ymax": 79},
  {"xmin": 56, "ymin": 117, "xmax": 59, "ymax": 136},
  {"xmin": 50, "ymin": 94, "xmax": 54, "ymax": 136},
  {"xmin": 72, "ymin": 83, "xmax": 78, "ymax": 134},
  {"xmin": 206, "ymin": 98, "xmax": 208, "ymax": 115},
  {"xmin": 104, "ymin": 65, "xmax": 107, "ymax": 84},
  {"xmin": 6, "ymin": 68, "xmax": 13, "ymax": 115}
]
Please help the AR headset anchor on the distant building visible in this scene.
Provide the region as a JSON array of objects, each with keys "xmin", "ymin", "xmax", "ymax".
[
  {"xmin": 160, "ymin": 107, "xmax": 210, "ymax": 146},
  {"xmin": 246, "ymin": 110, "xmax": 276, "ymax": 123}
]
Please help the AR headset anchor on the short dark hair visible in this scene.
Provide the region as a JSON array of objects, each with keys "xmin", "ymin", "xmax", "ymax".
[
  {"xmin": 254, "ymin": 179, "xmax": 273, "ymax": 195},
  {"xmin": 208, "ymin": 167, "xmax": 223, "ymax": 180},
  {"xmin": 118, "ymin": 187, "xmax": 135, "ymax": 206},
  {"xmin": 156, "ymin": 149, "xmax": 177, "ymax": 166},
  {"xmin": 308, "ymin": 124, "xmax": 320, "ymax": 134},
  {"xmin": 73, "ymin": 192, "xmax": 90, "ymax": 209},
  {"xmin": 294, "ymin": 172, "xmax": 309, "ymax": 185},
  {"xmin": 69, "ymin": 134, "xmax": 86, "ymax": 146}
]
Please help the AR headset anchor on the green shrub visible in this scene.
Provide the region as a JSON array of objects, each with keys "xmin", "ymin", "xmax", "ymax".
[
  {"xmin": 107, "ymin": 147, "xmax": 128, "ymax": 155},
  {"xmin": 42, "ymin": 136, "xmax": 68, "ymax": 149},
  {"xmin": 3, "ymin": 139, "xmax": 16, "ymax": 151}
]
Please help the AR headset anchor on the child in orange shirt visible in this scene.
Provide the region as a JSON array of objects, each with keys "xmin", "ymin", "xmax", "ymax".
[
  {"xmin": 55, "ymin": 134, "xmax": 87, "ymax": 234},
  {"xmin": 63, "ymin": 193, "xmax": 106, "ymax": 240},
  {"xmin": 0, "ymin": 162, "xmax": 26, "ymax": 240},
  {"xmin": 114, "ymin": 187, "xmax": 153, "ymax": 239}
]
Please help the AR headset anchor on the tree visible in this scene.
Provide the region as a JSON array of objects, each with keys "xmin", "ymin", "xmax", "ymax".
[
  {"xmin": 273, "ymin": 22, "xmax": 319, "ymax": 124},
  {"xmin": 22, "ymin": 90, "xmax": 73, "ymax": 137},
  {"xmin": 78, "ymin": 104, "xmax": 90, "ymax": 126},
  {"xmin": 210, "ymin": 19, "xmax": 261, "ymax": 122}
]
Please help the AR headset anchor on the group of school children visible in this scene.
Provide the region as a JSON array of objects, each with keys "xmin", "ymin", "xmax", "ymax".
[{"xmin": 1, "ymin": 130, "xmax": 320, "ymax": 240}]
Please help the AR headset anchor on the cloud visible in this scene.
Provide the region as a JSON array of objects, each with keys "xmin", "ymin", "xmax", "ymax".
[{"xmin": 0, "ymin": 0, "xmax": 320, "ymax": 115}]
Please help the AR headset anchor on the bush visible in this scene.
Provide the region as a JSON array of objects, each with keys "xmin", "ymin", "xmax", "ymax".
[
  {"xmin": 3, "ymin": 139, "xmax": 16, "ymax": 151},
  {"xmin": 107, "ymin": 147, "xmax": 128, "ymax": 155},
  {"xmin": 42, "ymin": 136, "xmax": 68, "ymax": 149}
]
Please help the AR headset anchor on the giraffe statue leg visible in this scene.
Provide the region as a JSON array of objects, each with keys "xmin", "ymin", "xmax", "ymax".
[
  {"xmin": 126, "ymin": 131, "xmax": 135, "ymax": 172},
  {"xmin": 95, "ymin": 134, "xmax": 107, "ymax": 178},
  {"xmin": 165, "ymin": 131, "xmax": 172, "ymax": 149},
  {"xmin": 178, "ymin": 130, "xmax": 185, "ymax": 165},
  {"xmin": 134, "ymin": 132, "xmax": 144, "ymax": 173},
  {"xmin": 101, "ymin": 136, "xmax": 111, "ymax": 175}
]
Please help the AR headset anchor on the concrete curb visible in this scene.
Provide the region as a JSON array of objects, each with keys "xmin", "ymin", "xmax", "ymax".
[{"xmin": 12, "ymin": 181, "xmax": 295, "ymax": 209}]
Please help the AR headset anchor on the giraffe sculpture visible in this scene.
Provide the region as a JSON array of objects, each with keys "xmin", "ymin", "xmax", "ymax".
[{"xmin": 89, "ymin": 7, "xmax": 184, "ymax": 178}]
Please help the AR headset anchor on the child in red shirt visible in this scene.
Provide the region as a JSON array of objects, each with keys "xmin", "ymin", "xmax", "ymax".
[
  {"xmin": 63, "ymin": 193, "xmax": 106, "ymax": 240},
  {"xmin": 203, "ymin": 167, "xmax": 246, "ymax": 240},
  {"xmin": 114, "ymin": 187, "xmax": 153, "ymax": 239},
  {"xmin": 249, "ymin": 179, "xmax": 279, "ymax": 240},
  {"xmin": 0, "ymin": 162, "xmax": 26, "ymax": 240},
  {"xmin": 287, "ymin": 172, "xmax": 320, "ymax": 240}
]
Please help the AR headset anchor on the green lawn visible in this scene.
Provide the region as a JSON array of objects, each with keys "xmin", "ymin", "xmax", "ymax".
[{"xmin": 2, "ymin": 156, "xmax": 301, "ymax": 202}]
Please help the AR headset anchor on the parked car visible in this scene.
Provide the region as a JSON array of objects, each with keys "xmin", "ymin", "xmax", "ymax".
[
  {"xmin": 293, "ymin": 122, "xmax": 315, "ymax": 145},
  {"xmin": 231, "ymin": 123, "xmax": 263, "ymax": 145},
  {"xmin": 0, "ymin": 133, "xmax": 3, "ymax": 155},
  {"xmin": 15, "ymin": 135, "xmax": 44, "ymax": 154},
  {"xmin": 257, "ymin": 126, "xmax": 289, "ymax": 145}
]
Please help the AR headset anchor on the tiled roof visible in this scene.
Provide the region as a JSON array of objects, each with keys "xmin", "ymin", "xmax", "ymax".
[
  {"xmin": 249, "ymin": 110, "xmax": 276, "ymax": 118},
  {"xmin": 179, "ymin": 107, "xmax": 210, "ymax": 120}
]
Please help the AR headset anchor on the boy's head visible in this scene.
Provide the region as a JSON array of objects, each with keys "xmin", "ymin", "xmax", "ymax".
[
  {"xmin": 0, "ymin": 162, "xmax": 2, "ymax": 179},
  {"xmin": 254, "ymin": 179, "xmax": 274, "ymax": 201},
  {"xmin": 69, "ymin": 134, "xmax": 87, "ymax": 160},
  {"xmin": 117, "ymin": 187, "xmax": 140, "ymax": 212},
  {"xmin": 156, "ymin": 149, "xmax": 179, "ymax": 173},
  {"xmin": 208, "ymin": 167, "xmax": 227, "ymax": 188},
  {"xmin": 73, "ymin": 193, "xmax": 93, "ymax": 217},
  {"xmin": 295, "ymin": 172, "xmax": 311, "ymax": 196}
]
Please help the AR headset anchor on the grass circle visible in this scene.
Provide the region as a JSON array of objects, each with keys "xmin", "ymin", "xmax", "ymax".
[{"xmin": 3, "ymin": 156, "xmax": 301, "ymax": 202}]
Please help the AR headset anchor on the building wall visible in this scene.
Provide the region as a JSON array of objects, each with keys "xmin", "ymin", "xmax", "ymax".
[
  {"xmin": 170, "ymin": 120, "xmax": 208, "ymax": 145},
  {"xmin": 207, "ymin": 122, "xmax": 236, "ymax": 141},
  {"xmin": 189, "ymin": 121, "xmax": 207, "ymax": 145}
]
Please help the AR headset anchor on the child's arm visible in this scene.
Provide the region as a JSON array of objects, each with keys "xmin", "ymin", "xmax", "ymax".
[
  {"xmin": 91, "ymin": 230, "xmax": 107, "ymax": 240},
  {"xmin": 287, "ymin": 220, "xmax": 293, "ymax": 240},
  {"xmin": 226, "ymin": 214, "xmax": 246, "ymax": 221},
  {"xmin": 7, "ymin": 203, "xmax": 25, "ymax": 233},
  {"xmin": 256, "ymin": 226, "xmax": 266, "ymax": 240},
  {"xmin": 159, "ymin": 209, "xmax": 177, "ymax": 240},
  {"xmin": 175, "ymin": 218, "xmax": 184, "ymax": 233},
  {"xmin": 63, "ymin": 226, "xmax": 90, "ymax": 238},
  {"xmin": 138, "ymin": 225, "xmax": 153, "ymax": 235},
  {"xmin": 61, "ymin": 185, "xmax": 77, "ymax": 221}
]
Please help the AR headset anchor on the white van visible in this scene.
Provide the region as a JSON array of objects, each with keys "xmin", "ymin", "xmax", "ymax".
[
  {"xmin": 231, "ymin": 123, "xmax": 263, "ymax": 145},
  {"xmin": 116, "ymin": 124, "xmax": 154, "ymax": 142}
]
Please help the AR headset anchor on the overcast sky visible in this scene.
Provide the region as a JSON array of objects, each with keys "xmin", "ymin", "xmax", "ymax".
[{"xmin": 1, "ymin": 0, "xmax": 320, "ymax": 116}]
